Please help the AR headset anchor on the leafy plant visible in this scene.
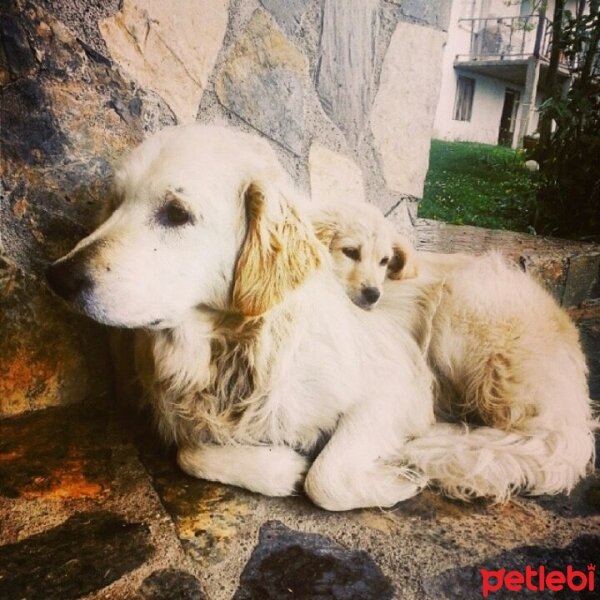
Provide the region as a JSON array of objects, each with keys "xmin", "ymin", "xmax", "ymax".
[{"xmin": 534, "ymin": 1, "xmax": 600, "ymax": 240}]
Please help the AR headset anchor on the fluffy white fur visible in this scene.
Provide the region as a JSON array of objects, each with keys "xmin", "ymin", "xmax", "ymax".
[
  {"xmin": 48, "ymin": 126, "xmax": 595, "ymax": 508},
  {"xmin": 310, "ymin": 200, "xmax": 596, "ymax": 501},
  {"xmin": 48, "ymin": 125, "xmax": 434, "ymax": 511},
  {"xmin": 307, "ymin": 200, "xmax": 417, "ymax": 309}
]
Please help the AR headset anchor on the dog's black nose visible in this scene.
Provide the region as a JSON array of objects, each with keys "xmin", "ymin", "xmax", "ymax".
[
  {"xmin": 46, "ymin": 258, "xmax": 92, "ymax": 301},
  {"xmin": 361, "ymin": 286, "xmax": 381, "ymax": 305}
]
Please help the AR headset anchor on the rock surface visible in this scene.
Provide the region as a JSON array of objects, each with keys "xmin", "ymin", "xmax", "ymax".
[
  {"xmin": 316, "ymin": 0, "xmax": 380, "ymax": 147},
  {"xmin": 0, "ymin": 404, "xmax": 202, "ymax": 599},
  {"xmin": 258, "ymin": 0, "xmax": 312, "ymax": 36},
  {"xmin": 0, "ymin": 511, "xmax": 153, "ymax": 600},
  {"xmin": 1, "ymin": 397, "xmax": 598, "ymax": 600},
  {"xmin": 139, "ymin": 568, "xmax": 206, "ymax": 600},
  {"xmin": 416, "ymin": 218, "xmax": 600, "ymax": 307},
  {"xmin": 422, "ymin": 535, "xmax": 599, "ymax": 599},
  {"xmin": 387, "ymin": 0, "xmax": 452, "ymax": 31},
  {"xmin": 233, "ymin": 521, "xmax": 395, "ymax": 600},
  {"xmin": 215, "ymin": 9, "xmax": 309, "ymax": 155},
  {"xmin": 100, "ymin": 0, "xmax": 228, "ymax": 123},
  {"xmin": 309, "ymin": 143, "xmax": 365, "ymax": 205},
  {"xmin": 371, "ymin": 21, "xmax": 446, "ymax": 197},
  {"xmin": 0, "ymin": 0, "xmax": 153, "ymax": 416}
]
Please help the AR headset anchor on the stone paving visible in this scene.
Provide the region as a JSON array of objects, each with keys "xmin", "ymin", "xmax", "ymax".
[{"xmin": 1, "ymin": 317, "xmax": 599, "ymax": 600}]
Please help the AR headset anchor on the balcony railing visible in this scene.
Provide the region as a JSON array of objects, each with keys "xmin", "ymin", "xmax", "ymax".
[{"xmin": 456, "ymin": 15, "xmax": 556, "ymax": 62}]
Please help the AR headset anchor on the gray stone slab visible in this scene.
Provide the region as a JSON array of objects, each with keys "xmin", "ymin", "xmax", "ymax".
[
  {"xmin": 0, "ymin": 404, "xmax": 201, "ymax": 600},
  {"xmin": 216, "ymin": 10, "xmax": 308, "ymax": 155},
  {"xmin": 259, "ymin": 0, "xmax": 311, "ymax": 35},
  {"xmin": 0, "ymin": 511, "xmax": 153, "ymax": 600},
  {"xmin": 563, "ymin": 253, "xmax": 600, "ymax": 307},
  {"xmin": 316, "ymin": 0, "xmax": 380, "ymax": 147},
  {"xmin": 139, "ymin": 569, "xmax": 206, "ymax": 600},
  {"xmin": 233, "ymin": 521, "xmax": 395, "ymax": 599},
  {"xmin": 386, "ymin": 0, "xmax": 452, "ymax": 31}
]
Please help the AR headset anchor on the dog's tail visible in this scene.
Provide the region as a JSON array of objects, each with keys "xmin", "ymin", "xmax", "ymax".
[{"xmin": 401, "ymin": 421, "xmax": 596, "ymax": 502}]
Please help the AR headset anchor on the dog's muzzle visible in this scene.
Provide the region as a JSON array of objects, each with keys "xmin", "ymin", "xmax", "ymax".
[
  {"xmin": 46, "ymin": 252, "xmax": 94, "ymax": 302},
  {"xmin": 361, "ymin": 286, "xmax": 381, "ymax": 306}
]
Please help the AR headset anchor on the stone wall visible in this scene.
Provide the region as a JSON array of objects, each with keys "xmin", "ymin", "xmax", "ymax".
[{"xmin": 0, "ymin": 0, "xmax": 451, "ymax": 416}]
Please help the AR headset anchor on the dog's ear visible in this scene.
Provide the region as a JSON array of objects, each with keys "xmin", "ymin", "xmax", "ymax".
[
  {"xmin": 232, "ymin": 182, "xmax": 323, "ymax": 317},
  {"xmin": 310, "ymin": 210, "xmax": 339, "ymax": 248},
  {"xmin": 387, "ymin": 236, "xmax": 418, "ymax": 280}
]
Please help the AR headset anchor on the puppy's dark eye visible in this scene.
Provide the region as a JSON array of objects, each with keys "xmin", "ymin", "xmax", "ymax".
[
  {"xmin": 342, "ymin": 247, "xmax": 360, "ymax": 261},
  {"xmin": 158, "ymin": 199, "xmax": 193, "ymax": 227},
  {"xmin": 380, "ymin": 256, "xmax": 390, "ymax": 266}
]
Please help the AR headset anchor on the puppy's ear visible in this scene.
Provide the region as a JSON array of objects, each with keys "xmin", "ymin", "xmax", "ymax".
[
  {"xmin": 387, "ymin": 236, "xmax": 418, "ymax": 280},
  {"xmin": 232, "ymin": 182, "xmax": 323, "ymax": 317},
  {"xmin": 310, "ymin": 211, "xmax": 339, "ymax": 248}
]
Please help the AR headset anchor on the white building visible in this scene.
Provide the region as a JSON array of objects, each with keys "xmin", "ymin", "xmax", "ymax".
[{"xmin": 433, "ymin": 0, "xmax": 576, "ymax": 148}]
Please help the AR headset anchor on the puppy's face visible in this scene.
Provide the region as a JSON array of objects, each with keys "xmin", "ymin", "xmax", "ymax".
[
  {"xmin": 329, "ymin": 226, "xmax": 392, "ymax": 309},
  {"xmin": 311, "ymin": 202, "xmax": 416, "ymax": 309},
  {"xmin": 46, "ymin": 126, "xmax": 321, "ymax": 328}
]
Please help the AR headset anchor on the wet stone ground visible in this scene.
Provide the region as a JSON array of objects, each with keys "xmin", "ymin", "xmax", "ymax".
[{"xmin": 1, "ymin": 317, "xmax": 599, "ymax": 600}]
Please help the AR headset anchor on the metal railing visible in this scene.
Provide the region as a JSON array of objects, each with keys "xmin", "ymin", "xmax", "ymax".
[{"xmin": 456, "ymin": 15, "xmax": 556, "ymax": 62}]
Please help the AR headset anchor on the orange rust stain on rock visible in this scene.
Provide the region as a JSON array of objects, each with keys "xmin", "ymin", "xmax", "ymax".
[
  {"xmin": 35, "ymin": 20, "xmax": 52, "ymax": 38},
  {"xmin": 0, "ymin": 352, "xmax": 58, "ymax": 413},
  {"xmin": 21, "ymin": 460, "xmax": 104, "ymax": 500},
  {"xmin": 0, "ymin": 450, "xmax": 24, "ymax": 462},
  {"xmin": 11, "ymin": 197, "xmax": 29, "ymax": 218},
  {"xmin": 0, "ymin": 408, "xmax": 112, "ymax": 500}
]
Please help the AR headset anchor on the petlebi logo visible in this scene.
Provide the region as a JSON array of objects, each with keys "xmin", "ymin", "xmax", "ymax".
[{"xmin": 480, "ymin": 563, "xmax": 596, "ymax": 597}]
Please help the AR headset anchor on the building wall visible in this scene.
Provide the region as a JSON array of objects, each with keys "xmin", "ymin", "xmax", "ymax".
[
  {"xmin": 433, "ymin": 0, "xmax": 553, "ymax": 147},
  {"xmin": 433, "ymin": 68, "xmax": 543, "ymax": 146}
]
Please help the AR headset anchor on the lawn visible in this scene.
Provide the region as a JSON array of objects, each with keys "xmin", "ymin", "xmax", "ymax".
[{"xmin": 418, "ymin": 140, "xmax": 539, "ymax": 233}]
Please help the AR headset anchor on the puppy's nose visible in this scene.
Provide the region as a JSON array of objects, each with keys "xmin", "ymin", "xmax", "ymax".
[
  {"xmin": 361, "ymin": 286, "xmax": 381, "ymax": 305},
  {"xmin": 46, "ymin": 257, "xmax": 93, "ymax": 301}
]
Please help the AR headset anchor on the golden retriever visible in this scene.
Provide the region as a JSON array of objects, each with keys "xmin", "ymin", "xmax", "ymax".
[
  {"xmin": 47, "ymin": 125, "xmax": 434, "ymax": 511},
  {"xmin": 310, "ymin": 200, "xmax": 596, "ymax": 499},
  {"xmin": 47, "ymin": 126, "xmax": 595, "ymax": 508}
]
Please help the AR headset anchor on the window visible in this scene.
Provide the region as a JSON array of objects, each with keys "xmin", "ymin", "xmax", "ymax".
[
  {"xmin": 520, "ymin": 0, "xmax": 533, "ymax": 17},
  {"xmin": 453, "ymin": 76, "xmax": 475, "ymax": 121}
]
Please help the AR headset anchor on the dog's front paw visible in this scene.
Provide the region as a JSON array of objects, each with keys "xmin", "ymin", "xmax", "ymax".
[
  {"xmin": 304, "ymin": 461, "xmax": 424, "ymax": 511},
  {"xmin": 177, "ymin": 444, "xmax": 309, "ymax": 497}
]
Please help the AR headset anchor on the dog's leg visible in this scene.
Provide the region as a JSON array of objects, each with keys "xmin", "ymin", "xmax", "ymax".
[
  {"xmin": 177, "ymin": 444, "xmax": 309, "ymax": 496},
  {"xmin": 304, "ymin": 405, "xmax": 429, "ymax": 511}
]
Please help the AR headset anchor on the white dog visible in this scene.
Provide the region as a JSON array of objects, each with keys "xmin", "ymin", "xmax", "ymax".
[
  {"xmin": 307, "ymin": 200, "xmax": 417, "ymax": 309},
  {"xmin": 47, "ymin": 125, "xmax": 435, "ymax": 511},
  {"xmin": 46, "ymin": 125, "xmax": 595, "ymax": 508},
  {"xmin": 310, "ymin": 200, "xmax": 596, "ymax": 500}
]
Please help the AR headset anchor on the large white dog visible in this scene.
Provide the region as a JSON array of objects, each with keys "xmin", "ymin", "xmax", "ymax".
[
  {"xmin": 47, "ymin": 125, "xmax": 595, "ymax": 509},
  {"xmin": 47, "ymin": 125, "xmax": 434, "ymax": 510}
]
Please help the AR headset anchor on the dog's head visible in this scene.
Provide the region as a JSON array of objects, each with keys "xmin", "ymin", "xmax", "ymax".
[
  {"xmin": 46, "ymin": 125, "xmax": 322, "ymax": 328},
  {"xmin": 310, "ymin": 201, "xmax": 417, "ymax": 309}
]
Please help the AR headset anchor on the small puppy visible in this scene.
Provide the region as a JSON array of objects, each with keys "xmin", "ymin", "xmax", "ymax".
[
  {"xmin": 308, "ymin": 201, "xmax": 417, "ymax": 309},
  {"xmin": 310, "ymin": 200, "xmax": 595, "ymax": 500}
]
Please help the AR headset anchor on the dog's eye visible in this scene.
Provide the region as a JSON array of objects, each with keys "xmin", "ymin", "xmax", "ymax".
[
  {"xmin": 342, "ymin": 247, "xmax": 360, "ymax": 261},
  {"xmin": 380, "ymin": 256, "xmax": 390, "ymax": 266},
  {"xmin": 158, "ymin": 199, "xmax": 194, "ymax": 227}
]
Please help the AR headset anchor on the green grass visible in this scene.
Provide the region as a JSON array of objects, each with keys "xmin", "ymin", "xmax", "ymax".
[{"xmin": 418, "ymin": 140, "xmax": 539, "ymax": 232}]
